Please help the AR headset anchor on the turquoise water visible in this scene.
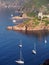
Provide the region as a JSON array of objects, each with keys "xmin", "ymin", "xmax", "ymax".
[{"xmin": 0, "ymin": 8, "xmax": 49, "ymax": 65}]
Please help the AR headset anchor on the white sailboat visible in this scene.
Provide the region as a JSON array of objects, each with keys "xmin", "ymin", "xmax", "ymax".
[
  {"xmin": 45, "ymin": 39, "xmax": 47, "ymax": 44},
  {"xmin": 32, "ymin": 43, "xmax": 36, "ymax": 55},
  {"xmin": 16, "ymin": 41, "xmax": 24, "ymax": 64},
  {"xmin": 11, "ymin": 14, "xmax": 13, "ymax": 17},
  {"xmin": 18, "ymin": 40, "xmax": 23, "ymax": 48}
]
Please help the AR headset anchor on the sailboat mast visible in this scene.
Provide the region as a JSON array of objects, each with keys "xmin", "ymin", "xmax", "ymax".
[
  {"xmin": 19, "ymin": 40, "xmax": 24, "ymax": 61},
  {"xmin": 16, "ymin": 40, "xmax": 24, "ymax": 64},
  {"xmin": 34, "ymin": 43, "xmax": 36, "ymax": 50},
  {"xmin": 20, "ymin": 47, "xmax": 22, "ymax": 60}
]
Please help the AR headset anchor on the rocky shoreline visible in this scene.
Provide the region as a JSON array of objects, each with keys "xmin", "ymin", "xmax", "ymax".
[
  {"xmin": 7, "ymin": 23, "xmax": 49, "ymax": 32},
  {"xmin": 7, "ymin": 18, "xmax": 49, "ymax": 35}
]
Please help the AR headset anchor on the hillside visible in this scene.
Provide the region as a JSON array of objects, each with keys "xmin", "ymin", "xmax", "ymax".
[
  {"xmin": 0, "ymin": 0, "xmax": 49, "ymax": 10},
  {"xmin": 0, "ymin": 0, "xmax": 49, "ymax": 15},
  {"xmin": 23, "ymin": 0, "xmax": 49, "ymax": 16}
]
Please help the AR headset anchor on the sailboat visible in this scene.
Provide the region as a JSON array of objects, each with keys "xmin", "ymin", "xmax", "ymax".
[
  {"xmin": 19, "ymin": 41, "xmax": 22, "ymax": 48},
  {"xmin": 11, "ymin": 14, "xmax": 13, "ymax": 17},
  {"xmin": 32, "ymin": 43, "xmax": 36, "ymax": 55},
  {"xmin": 45, "ymin": 39, "xmax": 47, "ymax": 44},
  {"xmin": 16, "ymin": 41, "xmax": 24, "ymax": 64}
]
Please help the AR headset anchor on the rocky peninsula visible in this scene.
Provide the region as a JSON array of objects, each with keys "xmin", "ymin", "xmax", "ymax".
[{"xmin": 7, "ymin": 17, "xmax": 49, "ymax": 35}]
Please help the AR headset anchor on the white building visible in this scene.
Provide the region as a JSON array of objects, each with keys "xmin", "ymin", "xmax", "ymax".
[
  {"xmin": 38, "ymin": 12, "xmax": 49, "ymax": 20},
  {"xmin": 38, "ymin": 12, "xmax": 43, "ymax": 20},
  {"xmin": 43, "ymin": 15, "xmax": 49, "ymax": 18}
]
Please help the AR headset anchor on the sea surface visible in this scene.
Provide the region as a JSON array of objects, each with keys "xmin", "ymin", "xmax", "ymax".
[{"xmin": 0, "ymin": 8, "xmax": 49, "ymax": 65}]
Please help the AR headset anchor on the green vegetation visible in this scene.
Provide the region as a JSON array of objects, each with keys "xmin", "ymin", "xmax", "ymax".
[
  {"xmin": 24, "ymin": 0, "xmax": 49, "ymax": 8},
  {"xmin": 27, "ymin": 12, "xmax": 36, "ymax": 17},
  {"xmin": 33, "ymin": 17, "xmax": 40, "ymax": 25},
  {"xmin": 23, "ymin": 19, "xmax": 30, "ymax": 24},
  {"xmin": 44, "ymin": 20, "xmax": 49, "ymax": 26},
  {"xmin": 42, "ymin": 18, "xmax": 49, "ymax": 26},
  {"xmin": 33, "ymin": 0, "xmax": 49, "ymax": 7},
  {"xmin": 24, "ymin": 0, "xmax": 49, "ymax": 16},
  {"xmin": 34, "ymin": 21, "xmax": 39, "ymax": 25},
  {"xmin": 24, "ymin": 17, "xmax": 40, "ymax": 27}
]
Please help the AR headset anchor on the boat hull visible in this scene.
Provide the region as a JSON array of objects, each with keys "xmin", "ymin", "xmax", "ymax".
[
  {"xmin": 32, "ymin": 50, "xmax": 36, "ymax": 54},
  {"xmin": 16, "ymin": 60, "xmax": 24, "ymax": 64}
]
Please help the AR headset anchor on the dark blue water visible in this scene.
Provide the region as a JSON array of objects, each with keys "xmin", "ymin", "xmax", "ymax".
[{"xmin": 0, "ymin": 8, "xmax": 49, "ymax": 65}]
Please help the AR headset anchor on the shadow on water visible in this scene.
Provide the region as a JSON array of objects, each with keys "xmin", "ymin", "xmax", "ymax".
[{"xmin": 15, "ymin": 30, "xmax": 49, "ymax": 39}]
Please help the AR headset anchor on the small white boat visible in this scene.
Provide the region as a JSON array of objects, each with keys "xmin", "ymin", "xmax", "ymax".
[
  {"xmin": 16, "ymin": 59, "xmax": 24, "ymax": 64},
  {"xmin": 32, "ymin": 43, "xmax": 36, "ymax": 55},
  {"xmin": 12, "ymin": 20, "xmax": 16, "ymax": 23}
]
